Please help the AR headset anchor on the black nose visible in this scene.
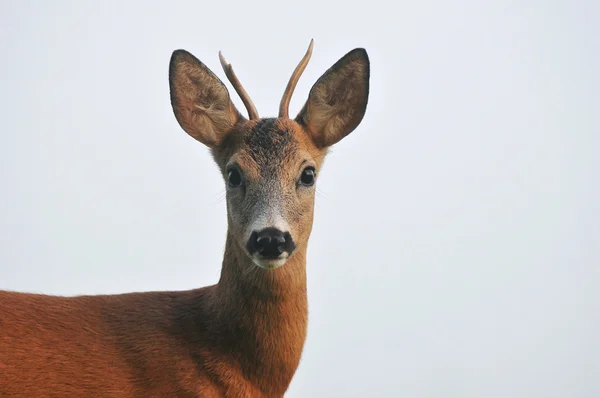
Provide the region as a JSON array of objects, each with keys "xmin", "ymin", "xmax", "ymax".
[{"xmin": 246, "ymin": 228, "xmax": 296, "ymax": 259}]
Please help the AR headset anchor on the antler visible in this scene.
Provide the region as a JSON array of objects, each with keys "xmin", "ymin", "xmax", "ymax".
[
  {"xmin": 218, "ymin": 51, "xmax": 259, "ymax": 120},
  {"xmin": 279, "ymin": 39, "xmax": 314, "ymax": 119}
]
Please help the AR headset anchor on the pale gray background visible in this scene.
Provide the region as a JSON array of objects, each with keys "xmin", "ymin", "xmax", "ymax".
[{"xmin": 1, "ymin": 0, "xmax": 598, "ymax": 397}]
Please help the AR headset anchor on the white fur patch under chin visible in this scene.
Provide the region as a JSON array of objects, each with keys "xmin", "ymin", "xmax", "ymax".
[{"xmin": 251, "ymin": 254, "xmax": 289, "ymax": 270}]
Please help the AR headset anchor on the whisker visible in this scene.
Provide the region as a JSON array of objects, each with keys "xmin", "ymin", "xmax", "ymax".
[
  {"xmin": 242, "ymin": 263, "xmax": 255, "ymax": 277},
  {"xmin": 208, "ymin": 189, "xmax": 227, "ymax": 206},
  {"xmin": 316, "ymin": 188, "xmax": 332, "ymax": 201}
]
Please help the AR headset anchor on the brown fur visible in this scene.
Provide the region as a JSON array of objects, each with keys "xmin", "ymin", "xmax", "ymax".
[{"xmin": 0, "ymin": 44, "xmax": 369, "ymax": 397}]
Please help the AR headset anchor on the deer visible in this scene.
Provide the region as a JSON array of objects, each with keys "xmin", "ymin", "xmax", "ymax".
[{"xmin": 0, "ymin": 40, "xmax": 370, "ymax": 397}]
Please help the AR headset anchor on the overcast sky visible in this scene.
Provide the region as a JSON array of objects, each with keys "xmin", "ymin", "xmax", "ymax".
[{"xmin": 1, "ymin": 1, "xmax": 598, "ymax": 397}]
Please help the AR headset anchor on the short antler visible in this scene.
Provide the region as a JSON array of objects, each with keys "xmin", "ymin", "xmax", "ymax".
[
  {"xmin": 279, "ymin": 39, "xmax": 314, "ymax": 119},
  {"xmin": 219, "ymin": 51, "xmax": 259, "ymax": 120}
]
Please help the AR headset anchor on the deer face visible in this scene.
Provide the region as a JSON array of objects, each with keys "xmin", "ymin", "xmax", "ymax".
[
  {"xmin": 169, "ymin": 42, "xmax": 369, "ymax": 269},
  {"xmin": 213, "ymin": 118, "xmax": 322, "ymax": 269}
]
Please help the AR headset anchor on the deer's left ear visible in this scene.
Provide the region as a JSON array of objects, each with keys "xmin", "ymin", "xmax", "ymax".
[{"xmin": 296, "ymin": 48, "xmax": 370, "ymax": 148}]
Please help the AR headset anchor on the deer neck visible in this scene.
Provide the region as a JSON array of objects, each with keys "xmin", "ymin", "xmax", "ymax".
[{"xmin": 211, "ymin": 232, "xmax": 308, "ymax": 390}]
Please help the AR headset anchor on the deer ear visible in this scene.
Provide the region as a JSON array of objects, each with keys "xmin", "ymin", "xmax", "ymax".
[
  {"xmin": 169, "ymin": 50, "xmax": 243, "ymax": 147},
  {"xmin": 296, "ymin": 48, "xmax": 369, "ymax": 148}
]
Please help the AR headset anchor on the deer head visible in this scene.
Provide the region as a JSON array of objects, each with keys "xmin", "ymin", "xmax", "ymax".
[{"xmin": 168, "ymin": 40, "xmax": 369, "ymax": 270}]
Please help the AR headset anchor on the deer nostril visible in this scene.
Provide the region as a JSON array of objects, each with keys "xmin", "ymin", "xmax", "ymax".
[
  {"xmin": 256, "ymin": 236, "xmax": 272, "ymax": 255},
  {"xmin": 247, "ymin": 228, "xmax": 296, "ymax": 259},
  {"xmin": 257, "ymin": 236, "xmax": 271, "ymax": 246},
  {"xmin": 257, "ymin": 235, "xmax": 282, "ymax": 257}
]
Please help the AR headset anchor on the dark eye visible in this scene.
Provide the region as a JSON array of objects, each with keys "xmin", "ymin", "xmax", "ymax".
[
  {"xmin": 300, "ymin": 167, "xmax": 316, "ymax": 186},
  {"xmin": 227, "ymin": 168, "xmax": 243, "ymax": 187}
]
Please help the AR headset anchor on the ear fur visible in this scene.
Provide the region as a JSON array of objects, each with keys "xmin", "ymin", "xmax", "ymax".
[
  {"xmin": 296, "ymin": 48, "xmax": 370, "ymax": 147},
  {"xmin": 169, "ymin": 50, "xmax": 243, "ymax": 147}
]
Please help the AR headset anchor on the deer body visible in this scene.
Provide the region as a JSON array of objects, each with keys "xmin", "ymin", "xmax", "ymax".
[
  {"xmin": 0, "ymin": 235, "xmax": 307, "ymax": 397},
  {"xmin": 0, "ymin": 41, "xmax": 369, "ymax": 397}
]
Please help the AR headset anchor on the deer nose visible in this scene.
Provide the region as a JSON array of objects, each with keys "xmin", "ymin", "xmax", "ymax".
[{"xmin": 247, "ymin": 228, "xmax": 296, "ymax": 259}]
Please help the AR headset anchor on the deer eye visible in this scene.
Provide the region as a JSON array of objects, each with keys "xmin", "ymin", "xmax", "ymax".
[
  {"xmin": 227, "ymin": 168, "xmax": 243, "ymax": 187},
  {"xmin": 299, "ymin": 167, "xmax": 316, "ymax": 186}
]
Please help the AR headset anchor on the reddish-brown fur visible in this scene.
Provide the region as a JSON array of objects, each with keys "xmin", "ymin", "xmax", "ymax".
[
  {"xmin": 0, "ymin": 236, "xmax": 307, "ymax": 397},
  {"xmin": 0, "ymin": 42, "xmax": 369, "ymax": 397}
]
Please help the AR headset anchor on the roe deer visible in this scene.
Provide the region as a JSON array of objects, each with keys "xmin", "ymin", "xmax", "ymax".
[{"xmin": 0, "ymin": 40, "xmax": 370, "ymax": 397}]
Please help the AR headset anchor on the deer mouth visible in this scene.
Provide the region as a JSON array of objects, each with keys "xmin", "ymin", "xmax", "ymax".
[{"xmin": 250, "ymin": 253, "xmax": 290, "ymax": 270}]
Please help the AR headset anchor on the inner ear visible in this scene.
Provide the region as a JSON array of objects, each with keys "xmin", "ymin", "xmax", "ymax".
[
  {"xmin": 169, "ymin": 50, "xmax": 243, "ymax": 147},
  {"xmin": 296, "ymin": 48, "xmax": 370, "ymax": 148}
]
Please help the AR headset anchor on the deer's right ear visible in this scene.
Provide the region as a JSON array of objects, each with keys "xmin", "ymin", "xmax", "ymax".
[
  {"xmin": 296, "ymin": 48, "xmax": 369, "ymax": 148},
  {"xmin": 169, "ymin": 50, "xmax": 243, "ymax": 147}
]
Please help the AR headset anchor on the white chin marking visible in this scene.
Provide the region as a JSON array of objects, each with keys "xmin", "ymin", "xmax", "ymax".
[{"xmin": 251, "ymin": 254, "xmax": 289, "ymax": 270}]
